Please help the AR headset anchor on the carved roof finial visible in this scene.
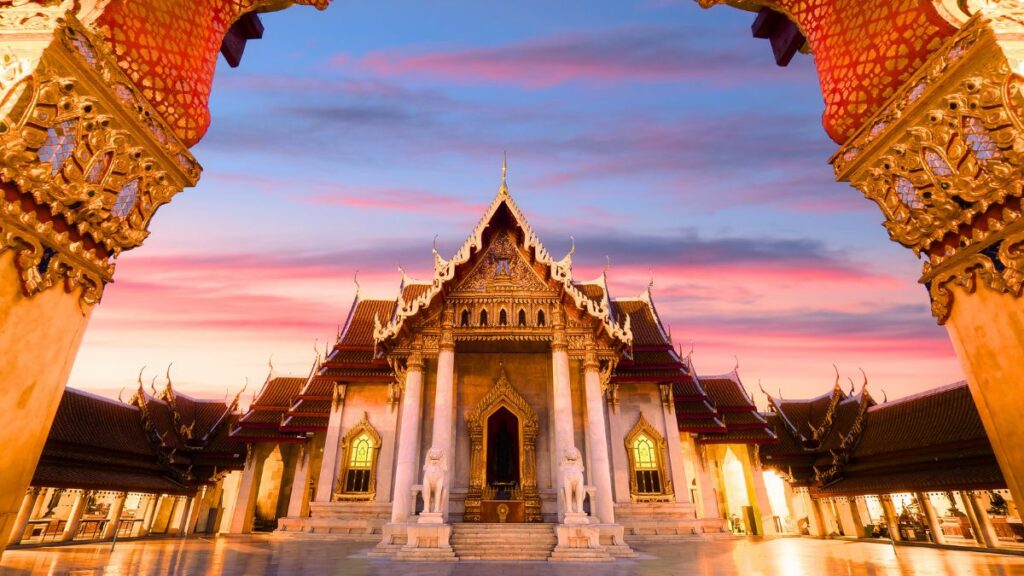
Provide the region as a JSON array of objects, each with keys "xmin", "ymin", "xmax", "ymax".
[
  {"xmin": 847, "ymin": 377, "xmax": 855, "ymax": 395},
  {"xmin": 832, "ymin": 364, "xmax": 841, "ymax": 391},
  {"xmin": 859, "ymin": 367, "xmax": 868, "ymax": 392},
  {"xmin": 137, "ymin": 365, "xmax": 147, "ymax": 389},
  {"xmin": 499, "ymin": 151, "xmax": 509, "ymax": 196},
  {"xmin": 733, "ymin": 355, "xmax": 740, "ymax": 372},
  {"xmin": 165, "ymin": 362, "xmax": 174, "ymax": 391},
  {"xmin": 353, "ymin": 270, "xmax": 360, "ymax": 298},
  {"xmin": 150, "ymin": 375, "xmax": 158, "ymax": 396},
  {"xmin": 882, "ymin": 389, "xmax": 888, "ymax": 403}
]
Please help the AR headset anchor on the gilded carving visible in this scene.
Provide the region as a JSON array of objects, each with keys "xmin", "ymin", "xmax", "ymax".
[
  {"xmin": 462, "ymin": 364, "xmax": 542, "ymax": 522},
  {"xmin": 455, "ymin": 230, "xmax": 549, "ymax": 293},
  {"xmin": 831, "ymin": 13, "xmax": 1024, "ymax": 323},
  {"xmin": 0, "ymin": 16, "xmax": 197, "ymax": 308}
]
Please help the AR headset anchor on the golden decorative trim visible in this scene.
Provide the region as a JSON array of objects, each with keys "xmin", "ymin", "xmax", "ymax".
[
  {"xmin": 463, "ymin": 364, "xmax": 542, "ymax": 522},
  {"xmin": 0, "ymin": 16, "xmax": 198, "ymax": 308},
  {"xmin": 333, "ymin": 412, "xmax": 381, "ymax": 502},
  {"xmin": 624, "ymin": 412, "xmax": 674, "ymax": 503}
]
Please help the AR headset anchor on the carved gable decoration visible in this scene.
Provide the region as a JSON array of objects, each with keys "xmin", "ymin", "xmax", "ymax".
[{"xmin": 454, "ymin": 230, "xmax": 550, "ymax": 294}]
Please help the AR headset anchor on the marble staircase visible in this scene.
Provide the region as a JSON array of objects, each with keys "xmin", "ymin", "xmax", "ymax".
[{"xmin": 450, "ymin": 523, "xmax": 558, "ymax": 561}]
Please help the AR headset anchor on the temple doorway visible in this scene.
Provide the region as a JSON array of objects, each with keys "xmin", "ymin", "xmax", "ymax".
[
  {"xmin": 486, "ymin": 407, "xmax": 520, "ymax": 492},
  {"xmin": 464, "ymin": 365, "xmax": 542, "ymax": 522}
]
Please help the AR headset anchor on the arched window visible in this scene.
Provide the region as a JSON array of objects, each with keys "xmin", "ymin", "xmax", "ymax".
[
  {"xmin": 336, "ymin": 413, "xmax": 381, "ymax": 501},
  {"xmin": 461, "ymin": 309, "xmax": 470, "ymax": 327},
  {"xmin": 480, "ymin": 308, "xmax": 488, "ymax": 326},
  {"xmin": 518, "ymin": 309, "xmax": 527, "ymax": 327},
  {"xmin": 499, "ymin": 308, "xmax": 508, "ymax": 326},
  {"xmin": 624, "ymin": 413, "xmax": 673, "ymax": 502},
  {"xmin": 537, "ymin": 309, "xmax": 545, "ymax": 327}
]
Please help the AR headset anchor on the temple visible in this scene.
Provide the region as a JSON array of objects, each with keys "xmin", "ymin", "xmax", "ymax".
[{"xmin": 7, "ymin": 167, "xmax": 1022, "ymax": 560}]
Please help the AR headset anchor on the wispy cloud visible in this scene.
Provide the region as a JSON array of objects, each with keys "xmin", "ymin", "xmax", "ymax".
[{"xmin": 335, "ymin": 25, "xmax": 776, "ymax": 88}]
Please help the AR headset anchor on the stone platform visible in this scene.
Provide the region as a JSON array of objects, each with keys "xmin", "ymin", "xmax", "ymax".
[
  {"xmin": 275, "ymin": 502, "xmax": 391, "ymax": 538},
  {"xmin": 615, "ymin": 502, "xmax": 723, "ymax": 541}
]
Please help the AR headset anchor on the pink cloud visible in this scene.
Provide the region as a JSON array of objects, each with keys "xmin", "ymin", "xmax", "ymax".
[{"xmin": 334, "ymin": 26, "xmax": 776, "ymax": 88}]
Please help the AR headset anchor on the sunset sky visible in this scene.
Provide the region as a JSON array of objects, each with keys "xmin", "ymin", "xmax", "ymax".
[{"xmin": 68, "ymin": 0, "xmax": 964, "ymax": 407}]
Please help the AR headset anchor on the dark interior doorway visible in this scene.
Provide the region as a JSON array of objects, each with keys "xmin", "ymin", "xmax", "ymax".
[{"xmin": 486, "ymin": 407, "xmax": 520, "ymax": 491}]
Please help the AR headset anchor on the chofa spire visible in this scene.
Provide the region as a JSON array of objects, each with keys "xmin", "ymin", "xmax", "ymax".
[{"xmin": 499, "ymin": 151, "xmax": 509, "ymax": 196}]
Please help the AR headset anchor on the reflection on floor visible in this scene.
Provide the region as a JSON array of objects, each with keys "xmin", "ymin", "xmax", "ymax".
[{"xmin": 3, "ymin": 535, "xmax": 1024, "ymax": 576}]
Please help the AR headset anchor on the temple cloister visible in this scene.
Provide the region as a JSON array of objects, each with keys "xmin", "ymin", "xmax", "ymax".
[{"xmin": 1, "ymin": 0, "xmax": 1024, "ymax": 568}]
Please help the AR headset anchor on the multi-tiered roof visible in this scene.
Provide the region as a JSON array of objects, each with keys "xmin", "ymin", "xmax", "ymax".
[
  {"xmin": 760, "ymin": 378, "xmax": 1004, "ymax": 496},
  {"xmin": 32, "ymin": 377, "xmax": 247, "ymax": 495},
  {"xmin": 233, "ymin": 179, "xmax": 773, "ymax": 448}
]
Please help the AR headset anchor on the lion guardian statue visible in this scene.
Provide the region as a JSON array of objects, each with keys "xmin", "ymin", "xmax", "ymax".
[
  {"xmin": 422, "ymin": 448, "xmax": 448, "ymax": 514},
  {"xmin": 559, "ymin": 447, "xmax": 586, "ymax": 514}
]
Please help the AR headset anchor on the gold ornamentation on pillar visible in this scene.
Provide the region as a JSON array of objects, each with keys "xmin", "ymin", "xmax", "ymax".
[
  {"xmin": 0, "ymin": 16, "xmax": 198, "ymax": 308},
  {"xmin": 832, "ymin": 13, "xmax": 1024, "ymax": 323}
]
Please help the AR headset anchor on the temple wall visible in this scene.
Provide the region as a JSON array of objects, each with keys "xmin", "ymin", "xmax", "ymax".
[
  {"xmin": 335, "ymin": 383, "xmax": 395, "ymax": 501},
  {"xmin": 611, "ymin": 382, "xmax": 671, "ymax": 497}
]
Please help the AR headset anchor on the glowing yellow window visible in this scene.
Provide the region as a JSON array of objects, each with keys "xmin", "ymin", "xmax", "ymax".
[
  {"xmin": 631, "ymin": 434, "xmax": 663, "ymax": 494},
  {"xmin": 345, "ymin": 433, "xmax": 375, "ymax": 493}
]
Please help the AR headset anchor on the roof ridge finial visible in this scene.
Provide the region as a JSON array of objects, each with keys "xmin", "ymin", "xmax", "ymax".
[
  {"xmin": 733, "ymin": 355, "xmax": 740, "ymax": 373},
  {"xmin": 353, "ymin": 270, "xmax": 360, "ymax": 299},
  {"xmin": 499, "ymin": 151, "xmax": 509, "ymax": 196},
  {"xmin": 832, "ymin": 363, "xmax": 841, "ymax": 390}
]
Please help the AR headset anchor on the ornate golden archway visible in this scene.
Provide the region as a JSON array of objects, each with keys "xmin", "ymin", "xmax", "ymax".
[{"xmin": 463, "ymin": 364, "xmax": 541, "ymax": 522}]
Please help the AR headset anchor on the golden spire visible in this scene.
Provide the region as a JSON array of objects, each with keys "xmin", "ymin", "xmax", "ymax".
[{"xmin": 499, "ymin": 151, "xmax": 509, "ymax": 195}]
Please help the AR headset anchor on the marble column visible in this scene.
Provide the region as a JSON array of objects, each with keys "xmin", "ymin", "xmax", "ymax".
[
  {"xmin": 803, "ymin": 493, "xmax": 825, "ymax": 537},
  {"xmin": 836, "ymin": 498, "xmax": 859, "ymax": 538},
  {"xmin": 7, "ymin": 488, "xmax": 40, "ymax": 546},
  {"xmin": 286, "ymin": 443, "xmax": 314, "ymax": 518},
  {"xmin": 425, "ymin": 321, "xmax": 455, "ymax": 519},
  {"xmin": 607, "ymin": 392, "xmax": 631, "ymax": 504},
  {"xmin": 229, "ymin": 445, "xmax": 267, "ymax": 534},
  {"xmin": 60, "ymin": 490, "xmax": 88, "ymax": 543},
  {"xmin": 968, "ymin": 491, "xmax": 1000, "ymax": 548},
  {"xmin": 392, "ymin": 352, "xmax": 424, "ymax": 522},
  {"xmin": 314, "ymin": 385, "xmax": 348, "ymax": 503},
  {"xmin": 881, "ymin": 496, "xmax": 902, "ymax": 542},
  {"xmin": 180, "ymin": 496, "xmax": 201, "ymax": 536},
  {"xmin": 918, "ymin": 493, "xmax": 946, "ymax": 545},
  {"xmin": 583, "ymin": 349, "xmax": 614, "ymax": 524},
  {"xmin": 686, "ymin": 435, "xmax": 720, "ymax": 520},
  {"xmin": 550, "ymin": 317, "xmax": 576, "ymax": 521},
  {"xmin": 100, "ymin": 492, "xmax": 127, "ymax": 540},
  {"xmin": 740, "ymin": 445, "xmax": 773, "ymax": 535},
  {"xmin": 139, "ymin": 495, "xmax": 158, "ymax": 536},
  {"xmin": 658, "ymin": 384, "xmax": 690, "ymax": 505},
  {"xmin": 30, "ymin": 488, "xmax": 51, "ymax": 520}
]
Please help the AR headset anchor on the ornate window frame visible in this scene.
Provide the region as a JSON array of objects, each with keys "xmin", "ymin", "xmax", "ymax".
[
  {"xmin": 334, "ymin": 412, "xmax": 381, "ymax": 501},
  {"xmin": 624, "ymin": 412, "xmax": 674, "ymax": 503}
]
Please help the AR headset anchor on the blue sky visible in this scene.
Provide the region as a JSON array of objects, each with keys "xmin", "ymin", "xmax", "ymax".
[{"xmin": 69, "ymin": 0, "xmax": 962, "ymax": 405}]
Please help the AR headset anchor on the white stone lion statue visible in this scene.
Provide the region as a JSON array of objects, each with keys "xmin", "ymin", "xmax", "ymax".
[
  {"xmin": 559, "ymin": 447, "xmax": 586, "ymax": 514},
  {"xmin": 422, "ymin": 448, "xmax": 447, "ymax": 514}
]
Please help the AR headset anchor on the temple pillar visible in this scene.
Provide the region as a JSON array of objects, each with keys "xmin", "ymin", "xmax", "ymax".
[
  {"xmin": 391, "ymin": 352, "xmax": 424, "ymax": 522},
  {"xmin": 687, "ymin": 436, "xmax": 720, "ymax": 520},
  {"xmin": 836, "ymin": 498, "xmax": 859, "ymax": 538},
  {"xmin": 968, "ymin": 491, "xmax": 1000, "ymax": 548},
  {"xmin": 739, "ymin": 445, "xmax": 773, "ymax": 535},
  {"xmin": 607, "ymin": 390, "xmax": 631, "ymax": 504},
  {"xmin": 182, "ymin": 495, "xmax": 202, "ymax": 536},
  {"xmin": 947, "ymin": 290, "xmax": 1024, "ymax": 512},
  {"xmin": 314, "ymin": 385, "xmax": 347, "ymax": 503},
  {"xmin": 30, "ymin": 489, "xmax": 51, "ymax": 520},
  {"xmin": 7, "ymin": 488, "xmax": 40, "ymax": 546},
  {"xmin": 139, "ymin": 495, "xmax": 159, "ymax": 537},
  {"xmin": 0, "ymin": 256, "xmax": 93, "ymax": 548},
  {"xmin": 918, "ymin": 493, "xmax": 946, "ymax": 545},
  {"xmin": 803, "ymin": 493, "xmax": 825, "ymax": 537},
  {"xmin": 100, "ymin": 492, "xmax": 127, "ymax": 540},
  {"xmin": 658, "ymin": 384, "xmax": 690, "ymax": 505},
  {"xmin": 422, "ymin": 316, "xmax": 455, "ymax": 522},
  {"xmin": 961, "ymin": 490, "xmax": 988, "ymax": 547},
  {"xmin": 583, "ymin": 348, "xmax": 615, "ymax": 523},
  {"xmin": 828, "ymin": 10, "xmax": 1024, "ymax": 515},
  {"xmin": 60, "ymin": 490, "xmax": 88, "ymax": 543},
  {"xmin": 230, "ymin": 445, "xmax": 267, "ymax": 534},
  {"xmin": 550, "ymin": 316, "xmax": 576, "ymax": 522},
  {"xmin": 286, "ymin": 443, "xmax": 314, "ymax": 518},
  {"xmin": 880, "ymin": 496, "xmax": 902, "ymax": 542}
]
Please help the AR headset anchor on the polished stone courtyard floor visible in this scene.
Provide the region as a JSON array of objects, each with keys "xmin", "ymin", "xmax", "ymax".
[{"xmin": 3, "ymin": 535, "xmax": 1024, "ymax": 576}]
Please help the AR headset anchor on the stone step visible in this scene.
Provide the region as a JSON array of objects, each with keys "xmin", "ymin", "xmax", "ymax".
[
  {"xmin": 450, "ymin": 523, "xmax": 557, "ymax": 561},
  {"xmin": 548, "ymin": 548, "xmax": 615, "ymax": 562}
]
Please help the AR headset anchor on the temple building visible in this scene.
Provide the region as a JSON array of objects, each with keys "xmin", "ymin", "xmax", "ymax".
[
  {"xmin": 6, "ymin": 171, "xmax": 1020, "ymax": 560},
  {"xmin": 5, "ymin": 376, "xmax": 247, "ymax": 546}
]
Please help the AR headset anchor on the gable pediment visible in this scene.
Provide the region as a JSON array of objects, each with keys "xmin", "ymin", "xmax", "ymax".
[{"xmin": 453, "ymin": 230, "xmax": 552, "ymax": 294}]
